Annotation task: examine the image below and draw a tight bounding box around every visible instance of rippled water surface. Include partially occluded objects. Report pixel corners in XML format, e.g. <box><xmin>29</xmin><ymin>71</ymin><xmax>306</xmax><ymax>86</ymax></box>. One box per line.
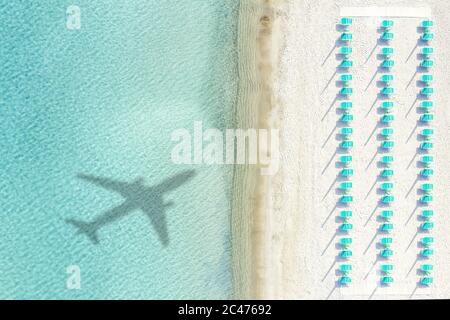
<box><xmin>0</xmin><ymin>0</ymin><xmax>238</xmax><ymax>299</ymax></box>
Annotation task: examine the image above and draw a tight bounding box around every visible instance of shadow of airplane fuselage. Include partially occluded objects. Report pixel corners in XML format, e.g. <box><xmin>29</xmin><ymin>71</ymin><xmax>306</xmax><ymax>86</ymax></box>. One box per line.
<box><xmin>66</xmin><ymin>170</ymin><xmax>196</xmax><ymax>246</ymax></box>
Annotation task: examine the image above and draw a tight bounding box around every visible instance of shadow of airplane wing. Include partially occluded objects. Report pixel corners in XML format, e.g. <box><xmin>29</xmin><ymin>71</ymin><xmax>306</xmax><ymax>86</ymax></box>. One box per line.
<box><xmin>142</xmin><ymin>205</ymin><xmax>170</xmax><ymax>246</ymax></box>
<box><xmin>140</xmin><ymin>170</ymin><xmax>196</xmax><ymax>246</ymax></box>
<box><xmin>77</xmin><ymin>173</ymin><xmax>131</xmax><ymax>197</ymax></box>
<box><xmin>153</xmin><ymin>170</ymin><xmax>196</xmax><ymax>193</ymax></box>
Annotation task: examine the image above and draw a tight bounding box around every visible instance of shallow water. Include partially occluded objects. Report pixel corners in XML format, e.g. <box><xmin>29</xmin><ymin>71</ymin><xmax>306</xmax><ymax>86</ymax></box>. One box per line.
<box><xmin>0</xmin><ymin>0</ymin><xmax>238</xmax><ymax>299</ymax></box>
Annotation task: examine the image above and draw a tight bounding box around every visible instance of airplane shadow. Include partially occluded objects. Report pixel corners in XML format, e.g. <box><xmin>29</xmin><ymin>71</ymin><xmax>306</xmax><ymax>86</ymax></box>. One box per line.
<box><xmin>66</xmin><ymin>170</ymin><xmax>196</xmax><ymax>246</ymax></box>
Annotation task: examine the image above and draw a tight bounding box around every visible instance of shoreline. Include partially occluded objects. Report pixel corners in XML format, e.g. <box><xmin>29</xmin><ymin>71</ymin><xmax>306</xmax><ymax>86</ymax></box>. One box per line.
<box><xmin>232</xmin><ymin>0</ymin><xmax>287</xmax><ymax>299</ymax></box>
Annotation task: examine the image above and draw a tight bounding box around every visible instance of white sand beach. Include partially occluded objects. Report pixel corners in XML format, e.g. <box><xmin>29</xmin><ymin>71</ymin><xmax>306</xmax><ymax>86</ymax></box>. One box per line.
<box><xmin>234</xmin><ymin>0</ymin><xmax>450</xmax><ymax>299</ymax></box>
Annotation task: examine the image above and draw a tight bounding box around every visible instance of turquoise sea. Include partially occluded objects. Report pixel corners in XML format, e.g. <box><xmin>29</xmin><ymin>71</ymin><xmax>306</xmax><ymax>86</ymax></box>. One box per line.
<box><xmin>0</xmin><ymin>0</ymin><xmax>238</xmax><ymax>299</ymax></box>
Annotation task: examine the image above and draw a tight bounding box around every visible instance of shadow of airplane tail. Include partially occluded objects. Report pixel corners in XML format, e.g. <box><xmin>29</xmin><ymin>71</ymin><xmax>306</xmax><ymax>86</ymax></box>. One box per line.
<box><xmin>66</xmin><ymin>219</ymin><xmax>99</xmax><ymax>244</ymax></box>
